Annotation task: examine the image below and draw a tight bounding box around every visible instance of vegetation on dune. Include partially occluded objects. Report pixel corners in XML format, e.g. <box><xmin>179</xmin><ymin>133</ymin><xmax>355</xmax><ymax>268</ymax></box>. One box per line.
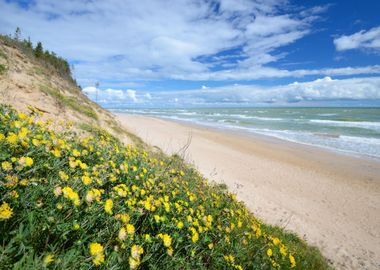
<box><xmin>39</xmin><ymin>85</ymin><xmax>98</xmax><ymax>120</ymax></box>
<box><xmin>0</xmin><ymin>64</ymin><xmax>7</xmax><ymax>75</ymax></box>
<box><xmin>0</xmin><ymin>29</ymin><xmax>75</xmax><ymax>85</ymax></box>
<box><xmin>0</xmin><ymin>105</ymin><xmax>330</xmax><ymax>269</ymax></box>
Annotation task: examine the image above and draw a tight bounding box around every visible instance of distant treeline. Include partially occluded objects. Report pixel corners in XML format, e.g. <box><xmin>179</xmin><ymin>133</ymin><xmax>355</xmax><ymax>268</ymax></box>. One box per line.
<box><xmin>0</xmin><ymin>27</ymin><xmax>77</xmax><ymax>86</ymax></box>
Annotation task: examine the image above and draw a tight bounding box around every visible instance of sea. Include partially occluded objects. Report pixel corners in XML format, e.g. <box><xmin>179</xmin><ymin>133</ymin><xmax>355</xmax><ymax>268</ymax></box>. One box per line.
<box><xmin>112</xmin><ymin>107</ymin><xmax>380</xmax><ymax>160</ymax></box>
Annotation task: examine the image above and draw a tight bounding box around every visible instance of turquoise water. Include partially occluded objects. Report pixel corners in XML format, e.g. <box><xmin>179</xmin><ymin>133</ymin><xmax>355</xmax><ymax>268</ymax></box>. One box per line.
<box><xmin>113</xmin><ymin>107</ymin><xmax>380</xmax><ymax>159</ymax></box>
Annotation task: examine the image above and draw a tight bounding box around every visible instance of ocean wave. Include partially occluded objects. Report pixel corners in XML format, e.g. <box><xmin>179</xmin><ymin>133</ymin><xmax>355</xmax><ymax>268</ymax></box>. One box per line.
<box><xmin>231</xmin><ymin>114</ymin><xmax>283</xmax><ymax>121</ymax></box>
<box><xmin>317</xmin><ymin>113</ymin><xmax>337</xmax><ymax>116</ymax></box>
<box><xmin>310</xmin><ymin>119</ymin><xmax>380</xmax><ymax>131</ymax></box>
<box><xmin>177</xmin><ymin>112</ymin><xmax>198</xmax><ymax>116</ymax></box>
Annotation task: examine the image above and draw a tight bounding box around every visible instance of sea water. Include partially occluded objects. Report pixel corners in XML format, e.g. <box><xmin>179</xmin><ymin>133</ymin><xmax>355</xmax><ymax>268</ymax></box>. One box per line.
<box><xmin>113</xmin><ymin>107</ymin><xmax>380</xmax><ymax>159</ymax></box>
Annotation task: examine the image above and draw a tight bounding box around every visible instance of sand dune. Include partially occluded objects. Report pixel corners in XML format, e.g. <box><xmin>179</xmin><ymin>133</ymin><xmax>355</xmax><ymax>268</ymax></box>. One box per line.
<box><xmin>116</xmin><ymin>113</ymin><xmax>380</xmax><ymax>270</ymax></box>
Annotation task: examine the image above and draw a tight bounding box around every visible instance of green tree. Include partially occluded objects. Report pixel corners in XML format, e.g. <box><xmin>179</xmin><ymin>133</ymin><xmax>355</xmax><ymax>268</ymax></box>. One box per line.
<box><xmin>14</xmin><ymin>27</ymin><xmax>21</xmax><ymax>40</ymax></box>
<box><xmin>34</xmin><ymin>42</ymin><xmax>43</xmax><ymax>58</ymax></box>
<box><xmin>25</xmin><ymin>37</ymin><xmax>33</xmax><ymax>49</ymax></box>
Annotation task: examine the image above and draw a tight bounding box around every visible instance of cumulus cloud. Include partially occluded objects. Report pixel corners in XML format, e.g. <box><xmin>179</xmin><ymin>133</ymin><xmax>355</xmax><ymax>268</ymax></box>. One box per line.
<box><xmin>97</xmin><ymin>76</ymin><xmax>380</xmax><ymax>107</ymax></box>
<box><xmin>334</xmin><ymin>26</ymin><xmax>380</xmax><ymax>52</ymax></box>
<box><xmin>83</xmin><ymin>87</ymin><xmax>139</xmax><ymax>103</ymax></box>
<box><xmin>126</xmin><ymin>90</ymin><xmax>137</xmax><ymax>102</ymax></box>
<box><xmin>0</xmin><ymin>0</ymin><xmax>346</xmax><ymax>83</ymax></box>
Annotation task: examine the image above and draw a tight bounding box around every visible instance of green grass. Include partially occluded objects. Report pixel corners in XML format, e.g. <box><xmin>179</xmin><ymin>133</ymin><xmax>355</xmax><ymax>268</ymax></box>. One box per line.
<box><xmin>40</xmin><ymin>85</ymin><xmax>98</xmax><ymax>120</ymax></box>
<box><xmin>0</xmin><ymin>64</ymin><xmax>7</xmax><ymax>75</ymax></box>
<box><xmin>0</xmin><ymin>49</ymin><xmax>7</xmax><ymax>60</ymax></box>
<box><xmin>0</xmin><ymin>105</ymin><xmax>331</xmax><ymax>269</ymax></box>
<box><xmin>34</xmin><ymin>67</ymin><xmax>46</xmax><ymax>76</ymax></box>
<box><xmin>105</xmin><ymin>119</ymin><xmax>146</xmax><ymax>147</ymax></box>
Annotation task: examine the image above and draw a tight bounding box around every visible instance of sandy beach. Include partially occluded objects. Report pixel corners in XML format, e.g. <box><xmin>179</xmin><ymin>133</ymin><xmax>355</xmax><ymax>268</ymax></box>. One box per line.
<box><xmin>116</xmin><ymin>113</ymin><xmax>380</xmax><ymax>270</ymax></box>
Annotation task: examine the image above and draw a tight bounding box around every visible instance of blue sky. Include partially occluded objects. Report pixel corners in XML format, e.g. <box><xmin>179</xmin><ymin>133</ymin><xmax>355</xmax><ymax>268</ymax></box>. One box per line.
<box><xmin>1</xmin><ymin>0</ymin><xmax>380</xmax><ymax>107</ymax></box>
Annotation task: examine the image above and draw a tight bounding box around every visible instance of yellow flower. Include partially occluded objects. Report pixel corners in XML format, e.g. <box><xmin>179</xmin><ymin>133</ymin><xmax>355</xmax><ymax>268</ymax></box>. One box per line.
<box><xmin>167</xmin><ymin>247</ymin><xmax>173</xmax><ymax>256</ymax></box>
<box><xmin>158</xmin><ymin>233</ymin><xmax>172</xmax><ymax>247</ymax></box>
<box><xmin>154</xmin><ymin>215</ymin><xmax>161</xmax><ymax>223</ymax></box>
<box><xmin>0</xmin><ymin>202</ymin><xmax>13</xmax><ymax>220</ymax></box>
<box><xmin>191</xmin><ymin>231</ymin><xmax>199</xmax><ymax>243</ymax></box>
<box><xmin>10</xmin><ymin>190</ymin><xmax>19</xmax><ymax>198</ymax></box>
<box><xmin>32</xmin><ymin>138</ymin><xmax>40</xmax><ymax>146</ymax></box>
<box><xmin>104</xmin><ymin>199</ymin><xmax>113</xmax><ymax>214</ymax></box>
<box><xmin>131</xmin><ymin>245</ymin><xmax>144</xmax><ymax>259</ymax></box>
<box><xmin>81</xmin><ymin>175</ymin><xmax>92</xmax><ymax>185</ymax></box>
<box><xmin>17</xmin><ymin>113</ymin><xmax>27</xmax><ymax>120</ymax></box>
<box><xmin>144</xmin><ymin>234</ymin><xmax>151</xmax><ymax>242</ymax></box>
<box><xmin>54</xmin><ymin>186</ymin><xmax>62</xmax><ymax>197</ymax></box>
<box><xmin>224</xmin><ymin>255</ymin><xmax>235</xmax><ymax>263</ymax></box>
<box><xmin>272</xmin><ymin>237</ymin><xmax>280</xmax><ymax>246</ymax></box>
<box><xmin>72</xmin><ymin>149</ymin><xmax>81</xmax><ymax>157</ymax></box>
<box><xmin>267</xmin><ymin>248</ymin><xmax>273</xmax><ymax>257</ymax></box>
<box><xmin>1</xmin><ymin>161</ymin><xmax>12</xmax><ymax>171</ymax></box>
<box><xmin>73</xmin><ymin>222</ymin><xmax>80</xmax><ymax>230</ymax></box>
<box><xmin>115</xmin><ymin>213</ymin><xmax>130</xmax><ymax>224</ymax></box>
<box><xmin>280</xmin><ymin>245</ymin><xmax>287</xmax><ymax>256</ymax></box>
<box><xmin>18</xmin><ymin>156</ymin><xmax>33</xmax><ymax>167</ymax></box>
<box><xmin>118</xmin><ymin>227</ymin><xmax>127</xmax><ymax>241</ymax></box>
<box><xmin>176</xmin><ymin>221</ymin><xmax>184</xmax><ymax>229</ymax></box>
<box><xmin>79</xmin><ymin>161</ymin><xmax>88</xmax><ymax>170</ymax></box>
<box><xmin>6</xmin><ymin>133</ymin><xmax>17</xmax><ymax>144</ymax></box>
<box><xmin>126</xmin><ymin>224</ymin><xmax>135</xmax><ymax>235</ymax></box>
<box><xmin>289</xmin><ymin>254</ymin><xmax>296</xmax><ymax>268</ymax></box>
<box><xmin>129</xmin><ymin>257</ymin><xmax>140</xmax><ymax>270</ymax></box>
<box><xmin>18</xmin><ymin>127</ymin><xmax>28</xmax><ymax>139</ymax></box>
<box><xmin>51</xmin><ymin>148</ymin><xmax>61</xmax><ymax>157</ymax></box>
<box><xmin>89</xmin><ymin>243</ymin><xmax>105</xmax><ymax>266</ymax></box>
<box><xmin>189</xmin><ymin>227</ymin><xmax>199</xmax><ymax>243</ymax></box>
<box><xmin>62</xmin><ymin>187</ymin><xmax>80</xmax><ymax>206</ymax></box>
<box><xmin>59</xmin><ymin>171</ymin><xmax>69</xmax><ymax>181</ymax></box>
<box><xmin>43</xmin><ymin>254</ymin><xmax>54</xmax><ymax>266</ymax></box>
<box><xmin>0</xmin><ymin>133</ymin><xmax>5</xmax><ymax>141</ymax></box>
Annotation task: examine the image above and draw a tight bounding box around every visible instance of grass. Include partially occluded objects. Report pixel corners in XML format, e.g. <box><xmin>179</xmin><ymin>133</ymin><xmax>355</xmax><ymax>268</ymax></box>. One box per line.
<box><xmin>0</xmin><ymin>50</ymin><xmax>7</xmax><ymax>60</ymax></box>
<box><xmin>105</xmin><ymin>119</ymin><xmax>146</xmax><ymax>148</ymax></box>
<box><xmin>40</xmin><ymin>85</ymin><xmax>98</xmax><ymax>120</ymax></box>
<box><xmin>34</xmin><ymin>67</ymin><xmax>46</xmax><ymax>76</ymax></box>
<box><xmin>0</xmin><ymin>64</ymin><xmax>7</xmax><ymax>75</ymax></box>
<box><xmin>0</xmin><ymin>105</ymin><xmax>331</xmax><ymax>269</ymax></box>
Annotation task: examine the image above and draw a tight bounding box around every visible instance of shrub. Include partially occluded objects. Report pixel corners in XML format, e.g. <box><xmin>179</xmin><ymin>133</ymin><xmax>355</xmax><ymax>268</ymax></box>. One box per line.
<box><xmin>0</xmin><ymin>106</ymin><xmax>330</xmax><ymax>269</ymax></box>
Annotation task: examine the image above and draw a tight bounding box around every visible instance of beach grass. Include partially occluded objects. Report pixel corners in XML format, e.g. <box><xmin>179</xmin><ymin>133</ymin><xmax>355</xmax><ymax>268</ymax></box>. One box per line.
<box><xmin>39</xmin><ymin>85</ymin><xmax>98</xmax><ymax>120</ymax></box>
<box><xmin>0</xmin><ymin>64</ymin><xmax>7</xmax><ymax>75</ymax></box>
<box><xmin>0</xmin><ymin>105</ymin><xmax>331</xmax><ymax>269</ymax></box>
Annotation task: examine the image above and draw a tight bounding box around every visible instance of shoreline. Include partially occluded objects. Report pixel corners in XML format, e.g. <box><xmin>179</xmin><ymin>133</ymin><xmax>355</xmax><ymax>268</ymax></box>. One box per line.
<box><xmin>116</xmin><ymin>113</ymin><xmax>380</xmax><ymax>270</ymax></box>
<box><xmin>154</xmin><ymin>114</ymin><xmax>380</xmax><ymax>163</ymax></box>
<box><xmin>109</xmin><ymin>108</ymin><xmax>380</xmax><ymax>162</ymax></box>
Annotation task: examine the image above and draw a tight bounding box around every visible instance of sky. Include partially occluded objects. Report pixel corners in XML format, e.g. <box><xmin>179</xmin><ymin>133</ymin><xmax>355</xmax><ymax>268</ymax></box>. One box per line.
<box><xmin>1</xmin><ymin>0</ymin><xmax>380</xmax><ymax>108</ymax></box>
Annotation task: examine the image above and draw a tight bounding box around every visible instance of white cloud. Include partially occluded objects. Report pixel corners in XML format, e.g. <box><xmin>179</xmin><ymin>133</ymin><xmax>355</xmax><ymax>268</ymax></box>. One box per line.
<box><xmin>101</xmin><ymin>76</ymin><xmax>380</xmax><ymax>107</ymax></box>
<box><xmin>0</xmin><ymin>0</ymin><xmax>339</xmax><ymax>83</ymax></box>
<box><xmin>334</xmin><ymin>26</ymin><xmax>380</xmax><ymax>52</ymax></box>
<box><xmin>84</xmin><ymin>76</ymin><xmax>380</xmax><ymax>107</ymax></box>
<box><xmin>83</xmin><ymin>87</ymin><xmax>139</xmax><ymax>103</ymax></box>
<box><xmin>126</xmin><ymin>89</ymin><xmax>137</xmax><ymax>102</ymax></box>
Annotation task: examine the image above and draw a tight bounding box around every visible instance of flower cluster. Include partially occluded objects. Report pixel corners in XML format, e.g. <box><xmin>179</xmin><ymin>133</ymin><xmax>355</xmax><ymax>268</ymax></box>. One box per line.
<box><xmin>0</xmin><ymin>106</ymin><xmax>328</xmax><ymax>269</ymax></box>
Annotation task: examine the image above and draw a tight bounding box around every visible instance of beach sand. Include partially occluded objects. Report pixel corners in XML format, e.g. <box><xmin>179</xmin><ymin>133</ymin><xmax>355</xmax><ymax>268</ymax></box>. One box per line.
<box><xmin>116</xmin><ymin>113</ymin><xmax>380</xmax><ymax>270</ymax></box>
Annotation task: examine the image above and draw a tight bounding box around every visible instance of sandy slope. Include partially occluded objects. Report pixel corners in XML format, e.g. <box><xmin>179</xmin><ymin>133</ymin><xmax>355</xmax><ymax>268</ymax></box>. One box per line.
<box><xmin>0</xmin><ymin>39</ymin><xmax>133</xmax><ymax>145</ymax></box>
<box><xmin>116</xmin><ymin>113</ymin><xmax>380</xmax><ymax>270</ymax></box>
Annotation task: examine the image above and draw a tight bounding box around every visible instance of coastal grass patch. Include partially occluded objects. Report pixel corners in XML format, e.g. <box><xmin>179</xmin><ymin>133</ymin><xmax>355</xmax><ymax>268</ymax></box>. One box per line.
<box><xmin>105</xmin><ymin>119</ymin><xmax>146</xmax><ymax>147</ymax></box>
<box><xmin>40</xmin><ymin>85</ymin><xmax>98</xmax><ymax>120</ymax></box>
<box><xmin>0</xmin><ymin>48</ymin><xmax>7</xmax><ymax>60</ymax></box>
<box><xmin>0</xmin><ymin>64</ymin><xmax>7</xmax><ymax>75</ymax></box>
<box><xmin>0</xmin><ymin>105</ymin><xmax>330</xmax><ymax>269</ymax></box>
